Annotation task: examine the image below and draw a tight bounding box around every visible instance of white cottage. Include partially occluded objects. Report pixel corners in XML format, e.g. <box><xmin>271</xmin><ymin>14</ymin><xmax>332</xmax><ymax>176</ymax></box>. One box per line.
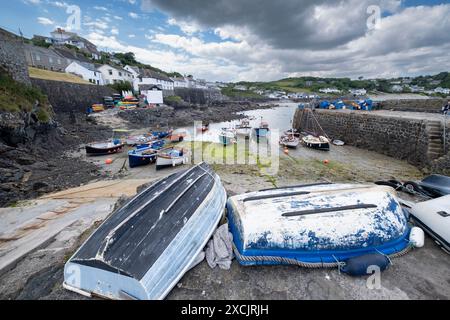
<box><xmin>133</xmin><ymin>69</ymin><xmax>174</xmax><ymax>93</ymax></box>
<box><xmin>65</xmin><ymin>61</ymin><xmax>103</xmax><ymax>85</ymax></box>
<box><xmin>97</xmin><ymin>65</ymin><xmax>133</xmax><ymax>85</ymax></box>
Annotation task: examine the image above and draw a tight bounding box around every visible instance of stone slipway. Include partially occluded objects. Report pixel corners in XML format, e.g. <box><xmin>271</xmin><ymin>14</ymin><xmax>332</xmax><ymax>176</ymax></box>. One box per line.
<box><xmin>0</xmin><ymin>179</ymin><xmax>150</xmax><ymax>277</ymax></box>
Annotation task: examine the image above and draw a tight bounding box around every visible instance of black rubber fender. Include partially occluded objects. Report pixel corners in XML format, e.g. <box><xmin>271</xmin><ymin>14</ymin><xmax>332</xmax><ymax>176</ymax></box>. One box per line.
<box><xmin>341</xmin><ymin>253</ymin><xmax>391</xmax><ymax>276</ymax></box>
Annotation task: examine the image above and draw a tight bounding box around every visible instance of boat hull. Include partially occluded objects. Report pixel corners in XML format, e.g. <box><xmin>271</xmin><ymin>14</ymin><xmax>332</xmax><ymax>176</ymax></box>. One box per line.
<box><xmin>302</xmin><ymin>136</ymin><xmax>330</xmax><ymax>151</ymax></box>
<box><xmin>410</xmin><ymin>195</ymin><xmax>450</xmax><ymax>252</ymax></box>
<box><xmin>86</xmin><ymin>143</ymin><xmax>124</xmax><ymax>156</ymax></box>
<box><xmin>63</xmin><ymin>163</ymin><xmax>227</xmax><ymax>300</ymax></box>
<box><xmin>227</xmin><ymin>184</ymin><xmax>410</xmax><ymax>265</ymax></box>
<box><xmin>128</xmin><ymin>148</ymin><xmax>157</xmax><ymax>168</ymax></box>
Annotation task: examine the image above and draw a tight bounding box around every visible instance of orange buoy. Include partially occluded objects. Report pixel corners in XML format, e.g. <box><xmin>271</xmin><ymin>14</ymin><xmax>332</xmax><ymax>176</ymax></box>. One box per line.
<box><xmin>105</xmin><ymin>159</ymin><xmax>113</xmax><ymax>165</ymax></box>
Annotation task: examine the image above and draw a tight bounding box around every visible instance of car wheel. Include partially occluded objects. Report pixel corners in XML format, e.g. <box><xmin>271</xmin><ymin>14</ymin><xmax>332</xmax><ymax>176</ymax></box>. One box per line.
<box><xmin>404</xmin><ymin>181</ymin><xmax>420</xmax><ymax>194</ymax></box>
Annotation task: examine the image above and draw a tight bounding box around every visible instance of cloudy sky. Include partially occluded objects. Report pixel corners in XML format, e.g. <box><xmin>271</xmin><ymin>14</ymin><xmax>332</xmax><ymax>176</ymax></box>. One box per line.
<box><xmin>2</xmin><ymin>0</ymin><xmax>450</xmax><ymax>81</ymax></box>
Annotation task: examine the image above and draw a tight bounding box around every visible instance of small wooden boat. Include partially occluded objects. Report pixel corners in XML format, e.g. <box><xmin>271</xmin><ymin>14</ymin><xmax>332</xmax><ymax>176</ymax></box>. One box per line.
<box><xmin>280</xmin><ymin>134</ymin><xmax>300</xmax><ymax>149</ymax></box>
<box><xmin>170</xmin><ymin>130</ymin><xmax>187</xmax><ymax>143</ymax></box>
<box><xmin>298</xmin><ymin>108</ymin><xmax>331</xmax><ymax>151</ymax></box>
<box><xmin>128</xmin><ymin>147</ymin><xmax>158</xmax><ymax>168</ymax></box>
<box><xmin>137</xmin><ymin>139</ymin><xmax>165</xmax><ymax>150</ymax></box>
<box><xmin>92</xmin><ymin>104</ymin><xmax>105</xmax><ymax>113</ymax></box>
<box><xmin>86</xmin><ymin>141</ymin><xmax>124</xmax><ymax>156</ymax></box>
<box><xmin>228</xmin><ymin>184</ymin><xmax>412</xmax><ymax>266</ymax></box>
<box><xmin>284</xmin><ymin>129</ymin><xmax>300</xmax><ymax>137</ymax></box>
<box><xmin>410</xmin><ymin>195</ymin><xmax>450</xmax><ymax>253</ymax></box>
<box><xmin>126</xmin><ymin>135</ymin><xmax>155</xmax><ymax>146</ymax></box>
<box><xmin>156</xmin><ymin>147</ymin><xmax>188</xmax><ymax>170</ymax></box>
<box><xmin>63</xmin><ymin>162</ymin><xmax>227</xmax><ymax>300</ymax></box>
<box><xmin>302</xmin><ymin>135</ymin><xmax>330</xmax><ymax>151</ymax></box>
<box><xmin>255</xmin><ymin>118</ymin><xmax>270</xmax><ymax>138</ymax></box>
<box><xmin>333</xmin><ymin>140</ymin><xmax>345</xmax><ymax>146</ymax></box>
<box><xmin>236</xmin><ymin>119</ymin><xmax>252</xmax><ymax>138</ymax></box>
<box><xmin>152</xmin><ymin>130</ymin><xmax>172</xmax><ymax>139</ymax></box>
<box><xmin>219</xmin><ymin>129</ymin><xmax>236</xmax><ymax>146</ymax></box>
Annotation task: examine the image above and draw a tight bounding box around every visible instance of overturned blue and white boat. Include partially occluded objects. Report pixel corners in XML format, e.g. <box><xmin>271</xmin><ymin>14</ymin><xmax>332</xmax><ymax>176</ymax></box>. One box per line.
<box><xmin>63</xmin><ymin>162</ymin><xmax>227</xmax><ymax>300</ymax></box>
<box><xmin>227</xmin><ymin>183</ymin><xmax>412</xmax><ymax>266</ymax></box>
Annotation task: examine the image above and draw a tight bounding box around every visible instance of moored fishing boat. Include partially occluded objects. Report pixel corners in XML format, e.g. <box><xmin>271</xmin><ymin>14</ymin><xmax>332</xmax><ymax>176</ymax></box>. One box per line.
<box><xmin>236</xmin><ymin>119</ymin><xmax>252</xmax><ymax>138</ymax></box>
<box><xmin>152</xmin><ymin>130</ymin><xmax>172</xmax><ymax>139</ymax></box>
<box><xmin>63</xmin><ymin>162</ymin><xmax>227</xmax><ymax>300</ymax></box>
<box><xmin>280</xmin><ymin>134</ymin><xmax>300</xmax><ymax>149</ymax></box>
<box><xmin>219</xmin><ymin>128</ymin><xmax>236</xmax><ymax>146</ymax></box>
<box><xmin>156</xmin><ymin>147</ymin><xmax>188</xmax><ymax>170</ymax></box>
<box><xmin>302</xmin><ymin>135</ymin><xmax>330</xmax><ymax>151</ymax></box>
<box><xmin>137</xmin><ymin>139</ymin><xmax>165</xmax><ymax>150</ymax></box>
<box><xmin>86</xmin><ymin>141</ymin><xmax>124</xmax><ymax>156</ymax></box>
<box><xmin>298</xmin><ymin>108</ymin><xmax>331</xmax><ymax>152</ymax></box>
<box><xmin>125</xmin><ymin>135</ymin><xmax>155</xmax><ymax>146</ymax></box>
<box><xmin>128</xmin><ymin>147</ymin><xmax>158</xmax><ymax>168</ymax></box>
<box><xmin>228</xmin><ymin>184</ymin><xmax>414</xmax><ymax>266</ymax></box>
<box><xmin>170</xmin><ymin>130</ymin><xmax>187</xmax><ymax>143</ymax></box>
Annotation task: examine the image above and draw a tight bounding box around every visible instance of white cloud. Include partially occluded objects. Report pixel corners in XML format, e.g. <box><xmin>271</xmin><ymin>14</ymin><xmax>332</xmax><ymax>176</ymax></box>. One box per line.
<box><xmin>37</xmin><ymin>17</ymin><xmax>55</xmax><ymax>25</ymax></box>
<box><xmin>128</xmin><ymin>12</ymin><xmax>139</xmax><ymax>19</ymax></box>
<box><xmin>93</xmin><ymin>6</ymin><xmax>108</xmax><ymax>11</ymax></box>
<box><xmin>22</xmin><ymin>0</ymin><xmax>41</xmax><ymax>5</ymax></box>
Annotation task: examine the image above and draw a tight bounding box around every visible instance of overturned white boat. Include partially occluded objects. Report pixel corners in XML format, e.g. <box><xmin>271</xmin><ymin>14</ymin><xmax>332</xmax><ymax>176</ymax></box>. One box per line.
<box><xmin>228</xmin><ymin>183</ymin><xmax>413</xmax><ymax>266</ymax></box>
<box><xmin>63</xmin><ymin>162</ymin><xmax>227</xmax><ymax>300</ymax></box>
<box><xmin>410</xmin><ymin>195</ymin><xmax>450</xmax><ymax>253</ymax></box>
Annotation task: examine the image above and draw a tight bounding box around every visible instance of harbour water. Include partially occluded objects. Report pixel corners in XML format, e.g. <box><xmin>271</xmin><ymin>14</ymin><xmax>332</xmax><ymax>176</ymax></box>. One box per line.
<box><xmin>181</xmin><ymin>102</ymin><xmax>299</xmax><ymax>143</ymax></box>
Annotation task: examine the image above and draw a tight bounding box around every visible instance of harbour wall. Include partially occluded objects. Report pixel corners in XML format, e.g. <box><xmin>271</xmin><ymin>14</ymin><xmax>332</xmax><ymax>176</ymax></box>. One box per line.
<box><xmin>174</xmin><ymin>88</ymin><xmax>228</xmax><ymax>105</ymax></box>
<box><xmin>31</xmin><ymin>79</ymin><xmax>116</xmax><ymax>113</ymax></box>
<box><xmin>293</xmin><ymin>108</ymin><xmax>449</xmax><ymax>173</ymax></box>
<box><xmin>377</xmin><ymin>99</ymin><xmax>445</xmax><ymax>113</ymax></box>
<box><xmin>0</xmin><ymin>28</ymin><xmax>31</xmax><ymax>85</ymax></box>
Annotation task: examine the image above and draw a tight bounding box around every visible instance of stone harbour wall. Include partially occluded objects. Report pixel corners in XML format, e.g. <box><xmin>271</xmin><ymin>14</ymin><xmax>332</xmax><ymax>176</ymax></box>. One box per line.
<box><xmin>378</xmin><ymin>99</ymin><xmax>446</xmax><ymax>113</ymax></box>
<box><xmin>293</xmin><ymin>109</ymin><xmax>431</xmax><ymax>168</ymax></box>
<box><xmin>31</xmin><ymin>79</ymin><xmax>116</xmax><ymax>113</ymax></box>
<box><xmin>0</xmin><ymin>28</ymin><xmax>31</xmax><ymax>85</ymax></box>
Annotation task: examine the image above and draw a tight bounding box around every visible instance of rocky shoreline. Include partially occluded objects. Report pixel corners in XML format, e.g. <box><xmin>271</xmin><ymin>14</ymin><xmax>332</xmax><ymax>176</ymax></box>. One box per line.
<box><xmin>0</xmin><ymin>111</ymin><xmax>112</xmax><ymax>207</ymax></box>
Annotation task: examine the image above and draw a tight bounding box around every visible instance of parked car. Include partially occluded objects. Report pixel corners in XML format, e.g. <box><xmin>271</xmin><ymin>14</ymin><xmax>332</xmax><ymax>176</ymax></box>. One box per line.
<box><xmin>404</xmin><ymin>175</ymin><xmax>450</xmax><ymax>198</ymax></box>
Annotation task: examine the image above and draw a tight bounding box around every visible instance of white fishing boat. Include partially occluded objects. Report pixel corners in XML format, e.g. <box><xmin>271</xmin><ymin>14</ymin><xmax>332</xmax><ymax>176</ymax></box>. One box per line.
<box><xmin>125</xmin><ymin>135</ymin><xmax>155</xmax><ymax>146</ymax></box>
<box><xmin>302</xmin><ymin>135</ymin><xmax>330</xmax><ymax>151</ymax></box>
<box><xmin>280</xmin><ymin>134</ymin><xmax>300</xmax><ymax>148</ymax></box>
<box><xmin>236</xmin><ymin>119</ymin><xmax>252</xmax><ymax>138</ymax></box>
<box><xmin>298</xmin><ymin>108</ymin><xmax>331</xmax><ymax>151</ymax></box>
<box><xmin>410</xmin><ymin>195</ymin><xmax>450</xmax><ymax>253</ymax></box>
<box><xmin>156</xmin><ymin>147</ymin><xmax>188</xmax><ymax>170</ymax></box>
<box><xmin>63</xmin><ymin>162</ymin><xmax>227</xmax><ymax>300</ymax></box>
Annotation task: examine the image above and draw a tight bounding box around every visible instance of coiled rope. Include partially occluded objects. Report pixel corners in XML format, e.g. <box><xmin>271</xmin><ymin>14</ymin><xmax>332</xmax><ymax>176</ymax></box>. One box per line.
<box><xmin>232</xmin><ymin>243</ymin><xmax>414</xmax><ymax>269</ymax></box>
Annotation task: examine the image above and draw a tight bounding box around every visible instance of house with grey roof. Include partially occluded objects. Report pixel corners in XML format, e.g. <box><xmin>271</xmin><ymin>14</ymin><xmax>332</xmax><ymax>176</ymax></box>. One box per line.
<box><xmin>23</xmin><ymin>44</ymin><xmax>69</xmax><ymax>72</ymax></box>
<box><xmin>97</xmin><ymin>64</ymin><xmax>133</xmax><ymax>85</ymax></box>
<box><xmin>133</xmin><ymin>68</ymin><xmax>174</xmax><ymax>94</ymax></box>
<box><xmin>65</xmin><ymin>61</ymin><xmax>104</xmax><ymax>85</ymax></box>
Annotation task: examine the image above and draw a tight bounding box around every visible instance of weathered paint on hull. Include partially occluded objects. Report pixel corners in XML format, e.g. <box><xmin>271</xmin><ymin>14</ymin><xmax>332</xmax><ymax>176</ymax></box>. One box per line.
<box><xmin>63</xmin><ymin>163</ymin><xmax>227</xmax><ymax>300</ymax></box>
<box><xmin>228</xmin><ymin>184</ymin><xmax>411</xmax><ymax>265</ymax></box>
